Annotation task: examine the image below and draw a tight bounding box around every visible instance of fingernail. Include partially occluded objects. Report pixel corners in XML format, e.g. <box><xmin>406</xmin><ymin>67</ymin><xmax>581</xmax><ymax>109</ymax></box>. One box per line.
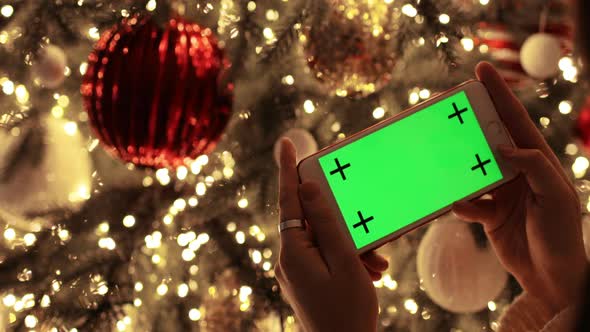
<box><xmin>497</xmin><ymin>144</ymin><xmax>515</xmax><ymax>156</ymax></box>
<box><xmin>300</xmin><ymin>182</ymin><xmax>319</xmax><ymax>201</ymax></box>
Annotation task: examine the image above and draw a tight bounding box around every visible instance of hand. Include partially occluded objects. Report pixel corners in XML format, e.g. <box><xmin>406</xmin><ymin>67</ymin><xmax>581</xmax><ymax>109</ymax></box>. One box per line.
<box><xmin>452</xmin><ymin>62</ymin><xmax>589</xmax><ymax>313</ymax></box>
<box><xmin>275</xmin><ymin>138</ymin><xmax>385</xmax><ymax>332</ymax></box>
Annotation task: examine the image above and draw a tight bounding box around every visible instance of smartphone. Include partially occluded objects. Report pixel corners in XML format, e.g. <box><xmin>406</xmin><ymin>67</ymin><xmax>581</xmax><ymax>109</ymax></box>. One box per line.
<box><xmin>297</xmin><ymin>81</ymin><xmax>518</xmax><ymax>254</ymax></box>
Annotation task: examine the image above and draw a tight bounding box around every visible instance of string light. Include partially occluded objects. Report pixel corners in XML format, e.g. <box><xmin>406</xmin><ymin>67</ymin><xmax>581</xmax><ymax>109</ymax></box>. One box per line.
<box><xmin>487</xmin><ymin>301</ymin><xmax>497</xmax><ymax>311</ymax></box>
<box><xmin>123</xmin><ymin>215</ymin><xmax>136</xmax><ymax>228</ymax></box>
<box><xmin>1</xmin><ymin>5</ymin><xmax>14</xmax><ymax>17</ymax></box>
<box><xmin>404</xmin><ymin>299</ymin><xmax>419</xmax><ymax>314</ymax></box>
<box><xmin>372</xmin><ymin>107</ymin><xmax>385</xmax><ymax>119</ymax></box>
<box><xmin>188</xmin><ymin>308</ymin><xmax>201</xmax><ymax>321</ymax></box>
<box><xmin>4</xmin><ymin>228</ymin><xmax>16</xmax><ymax>241</ymax></box>
<box><xmin>146</xmin><ymin>0</ymin><xmax>157</xmax><ymax>11</ymax></box>
<box><xmin>303</xmin><ymin>100</ymin><xmax>315</xmax><ymax>114</ymax></box>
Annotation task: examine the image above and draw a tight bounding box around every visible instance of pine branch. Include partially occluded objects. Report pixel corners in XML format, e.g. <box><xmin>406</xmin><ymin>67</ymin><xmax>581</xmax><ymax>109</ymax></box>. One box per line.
<box><xmin>258</xmin><ymin>6</ymin><xmax>308</xmax><ymax>65</ymax></box>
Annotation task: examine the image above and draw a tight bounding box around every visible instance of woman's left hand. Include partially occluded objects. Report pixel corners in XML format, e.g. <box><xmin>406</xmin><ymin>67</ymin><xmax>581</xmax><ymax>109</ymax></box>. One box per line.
<box><xmin>275</xmin><ymin>138</ymin><xmax>386</xmax><ymax>332</ymax></box>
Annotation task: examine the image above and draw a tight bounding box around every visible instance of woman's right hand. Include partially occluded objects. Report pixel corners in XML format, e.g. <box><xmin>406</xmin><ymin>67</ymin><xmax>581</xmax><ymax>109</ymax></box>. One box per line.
<box><xmin>452</xmin><ymin>62</ymin><xmax>589</xmax><ymax>313</ymax></box>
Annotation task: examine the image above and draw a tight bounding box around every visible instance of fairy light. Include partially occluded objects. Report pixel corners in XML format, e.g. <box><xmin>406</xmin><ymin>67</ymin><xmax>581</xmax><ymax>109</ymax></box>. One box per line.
<box><xmin>565</xmin><ymin>143</ymin><xmax>578</xmax><ymax>155</ymax></box>
<box><xmin>572</xmin><ymin>157</ymin><xmax>589</xmax><ymax>178</ymax></box>
<box><xmin>223</xmin><ymin>167</ymin><xmax>234</xmax><ymax>178</ymax></box>
<box><xmin>96</xmin><ymin>283</ymin><xmax>109</xmax><ymax>295</ymax></box>
<box><xmin>189</xmin><ymin>308</ymin><xmax>202</xmax><ymax>321</ymax></box>
<box><xmin>282</xmin><ymin>75</ymin><xmax>295</xmax><ymax>85</ymax></box>
<box><xmin>79</xmin><ymin>62</ymin><xmax>88</xmax><ymax>75</ymax></box>
<box><xmin>303</xmin><ymin>100</ymin><xmax>315</xmax><ymax>114</ymax></box>
<box><xmin>3</xmin><ymin>294</ymin><xmax>16</xmax><ymax>306</ymax></box>
<box><xmin>251</xmin><ymin>250</ymin><xmax>262</xmax><ymax>264</ymax></box>
<box><xmin>146</xmin><ymin>0</ymin><xmax>157</xmax><ymax>11</ymax></box>
<box><xmin>52</xmin><ymin>279</ymin><xmax>62</xmax><ymax>292</ymax></box>
<box><xmin>145</xmin><ymin>231</ymin><xmax>162</xmax><ymax>249</ymax></box>
<box><xmin>196</xmin><ymin>182</ymin><xmax>207</xmax><ymax>196</ymax></box>
<box><xmin>439</xmin><ymin>14</ymin><xmax>450</xmax><ymax>24</ymax></box>
<box><xmin>2</xmin><ymin>79</ymin><xmax>14</xmax><ymax>95</ymax></box>
<box><xmin>1</xmin><ymin>5</ymin><xmax>14</xmax><ymax>17</ymax></box>
<box><xmin>188</xmin><ymin>197</ymin><xmax>198</xmax><ymax>207</ymax></box>
<box><xmin>97</xmin><ymin>221</ymin><xmax>109</xmax><ymax>234</ymax></box>
<box><xmin>177</xmin><ymin>231</ymin><xmax>196</xmax><ymax>246</ymax></box>
<box><xmin>64</xmin><ymin>121</ymin><xmax>78</xmax><ymax>136</ymax></box>
<box><xmin>24</xmin><ymin>315</ymin><xmax>38</xmax><ymax>328</ymax></box>
<box><xmin>176</xmin><ymin>166</ymin><xmax>188</xmax><ymax>180</ymax></box>
<box><xmin>156</xmin><ymin>283</ymin><xmax>168</xmax><ymax>296</ymax></box>
<box><xmin>419</xmin><ymin>89</ymin><xmax>431</xmax><ymax>99</ymax></box>
<box><xmin>559</xmin><ymin>100</ymin><xmax>572</xmax><ymax>115</ymax></box>
<box><xmin>372</xmin><ymin>107</ymin><xmax>385</xmax><ymax>119</ymax></box>
<box><xmin>488</xmin><ymin>301</ymin><xmax>497</xmax><ymax>311</ymax></box>
<box><xmin>174</xmin><ymin>198</ymin><xmax>187</xmax><ymax>211</ymax></box>
<box><xmin>559</xmin><ymin>57</ymin><xmax>578</xmax><ymax>82</ymax></box>
<box><xmin>226</xmin><ymin>222</ymin><xmax>237</xmax><ymax>232</ymax></box>
<box><xmin>156</xmin><ymin>169</ymin><xmax>171</xmax><ymax>185</ymax></box>
<box><xmin>134</xmin><ymin>298</ymin><xmax>142</xmax><ymax>307</ymax></box>
<box><xmin>57</xmin><ymin>95</ymin><xmax>70</xmax><ymax>107</ymax></box>
<box><xmin>236</xmin><ymin>231</ymin><xmax>245</xmax><ymax>244</ymax></box>
<box><xmin>239</xmin><ymin>286</ymin><xmax>252</xmax><ymax>311</ymax></box>
<box><xmin>401</xmin><ymin>4</ymin><xmax>417</xmax><ymax>17</ymax></box>
<box><xmin>382</xmin><ymin>274</ymin><xmax>398</xmax><ymax>290</ymax></box>
<box><xmin>88</xmin><ymin>27</ymin><xmax>100</xmax><ymax>40</ymax></box>
<box><xmin>52</xmin><ymin>105</ymin><xmax>63</xmax><ymax>118</ymax></box>
<box><xmin>480</xmin><ymin>0</ymin><xmax>490</xmax><ymax>4</ymax></box>
<box><xmin>404</xmin><ymin>299</ymin><xmax>419</xmax><ymax>314</ymax></box>
<box><xmin>4</xmin><ymin>228</ymin><xmax>16</xmax><ymax>241</ymax></box>
<box><xmin>461</xmin><ymin>37</ymin><xmax>475</xmax><ymax>51</ymax></box>
<box><xmin>163</xmin><ymin>214</ymin><xmax>173</xmax><ymax>225</ymax></box>
<box><xmin>265</xmin><ymin>9</ymin><xmax>279</xmax><ymax>21</ymax></box>
<box><xmin>58</xmin><ymin>228</ymin><xmax>71</xmax><ymax>242</ymax></box>
<box><xmin>98</xmin><ymin>237</ymin><xmax>116</xmax><ymax>250</ymax></box>
<box><xmin>15</xmin><ymin>85</ymin><xmax>29</xmax><ymax>104</ymax></box>
<box><xmin>238</xmin><ymin>198</ymin><xmax>249</xmax><ymax>208</ymax></box>
<box><xmin>41</xmin><ymin>295</ymin><xmax>51</xmax><ymax>307</ymax></box>
<box><xmin>123</xmin><ymin>215</ymin><xmax>136</xmax><ymax>228</ymax></box>
<box><xmin>177</xmin><ymin>283</ymin><xmax>189</xmax><ymax>297</ymax></box>
<box><xmin>409</xmin><ymin>91</ymin><xmax>420</xmax><ymax>105</ymax></box>
<box><xmin>23</xmin><ymin>233</ymin><xmax>36</xmax><ymax>246</ymax></box>
<box><xmin>263</xmin><ymin>27</ymin><xmax>276</xmax><ymax>43</ymax></box>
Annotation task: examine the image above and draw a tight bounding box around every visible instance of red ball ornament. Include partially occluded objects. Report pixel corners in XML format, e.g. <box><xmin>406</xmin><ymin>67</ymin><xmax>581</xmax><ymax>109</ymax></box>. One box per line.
<box><xmin>81</xmin><ymin>16</ymin><xmax>232</xmax><ymax>168</ymax></box>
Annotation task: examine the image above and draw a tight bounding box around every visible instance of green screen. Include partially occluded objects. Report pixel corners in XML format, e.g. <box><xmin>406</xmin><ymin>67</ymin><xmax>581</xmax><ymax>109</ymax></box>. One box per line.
<box><xmin>319</xmin><ymin>91</ymin><xmax>503</xmax><ymax>250</ymax></box>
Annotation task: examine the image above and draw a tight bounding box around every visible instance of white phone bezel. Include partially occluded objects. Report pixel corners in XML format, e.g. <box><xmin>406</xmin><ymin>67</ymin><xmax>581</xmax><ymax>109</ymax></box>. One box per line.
<box><xmin>297</xmin><ymin>80</ymin><xmax>518</xmax><ymax>254</ymax></box>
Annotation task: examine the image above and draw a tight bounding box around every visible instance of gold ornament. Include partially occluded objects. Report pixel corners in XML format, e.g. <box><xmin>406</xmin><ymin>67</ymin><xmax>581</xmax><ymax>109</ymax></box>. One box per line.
<box><xmin>303</xmin><ymin>0</ymin><xmax>400</xmax><ymax>97</ymax></box>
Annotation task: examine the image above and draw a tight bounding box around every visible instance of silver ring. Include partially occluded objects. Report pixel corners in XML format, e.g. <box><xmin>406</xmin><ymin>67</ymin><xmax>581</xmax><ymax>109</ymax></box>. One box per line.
<box><xmin>279</xmin><ymin>219</ymin><xmax>305</xmax><ymax>232</ymax></box>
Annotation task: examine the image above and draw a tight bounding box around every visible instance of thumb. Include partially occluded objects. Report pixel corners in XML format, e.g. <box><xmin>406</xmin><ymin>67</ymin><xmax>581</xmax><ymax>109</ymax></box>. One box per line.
<box><xmin>452</xmin><ymin>199</ymin><xmax>498</xmax><ymax>229</ymax></box>
<box><xmin>299</xmin><ymin>182</ymin><xmax>356</xmax><ymax>270</ymax></box>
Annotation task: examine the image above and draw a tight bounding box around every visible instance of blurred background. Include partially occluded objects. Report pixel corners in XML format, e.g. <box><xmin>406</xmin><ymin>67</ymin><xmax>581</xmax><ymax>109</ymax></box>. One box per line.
<box><xmin>0</xmin><ymin>0</ymin><xmax>589</xmax><ymax>330</ymax></box>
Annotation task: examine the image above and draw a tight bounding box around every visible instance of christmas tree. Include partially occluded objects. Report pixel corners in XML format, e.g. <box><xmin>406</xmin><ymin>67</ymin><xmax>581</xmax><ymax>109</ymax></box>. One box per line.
<box><xmin>0</xmin><ymin>0</ymin><xmax>586</xmax><ymax>331</ymax></box>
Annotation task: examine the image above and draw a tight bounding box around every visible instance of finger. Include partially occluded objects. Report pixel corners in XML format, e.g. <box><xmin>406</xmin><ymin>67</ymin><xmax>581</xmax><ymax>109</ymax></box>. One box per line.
<box><xmin>498</xmin><ymin>146</ymin><xmax>569</xmax><ymax>198</ymax></box>
<box><xmin>361</xmin><ymin>251</ymin><xmax>389</xmax><ymax>272</ymax></box>
<box><xmin>452</xmin><ymin>199</ymin><xmax>497</xmax><ymax>224</ymax></box>
<box><xmin>299</xmin><ymin>181</ymin><xmax>356</xmax><ymax>270</ymax></box>
<box><xmin>367</xmin><ymin>269</ymin><xmax>382</xmax><ymax>282</ymax></box>
<box><xmin>476</xmin><ymin>62</ymin><xmax>568</xmax><ymax>180</ymax></box>
<box><xmin>278</xmin><ymin>138</ymin><xmax>309</xmax><ymax>249</ymax></box>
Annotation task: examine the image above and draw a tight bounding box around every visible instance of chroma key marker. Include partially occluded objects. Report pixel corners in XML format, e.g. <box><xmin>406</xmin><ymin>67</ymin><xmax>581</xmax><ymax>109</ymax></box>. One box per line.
<box><xmin>329</xmin><ymin>158</ymin><xmax>351</xmax><ymax>180</ymax></box>
<box><xmin>447</xmin><ymin>102</ymin><xmax>468</xmax><ymax>125</ymax></box>
<box><xmin>352</xmin><ymin>211</ymin><xmax>374</xmax><ymax>234</ymax></box>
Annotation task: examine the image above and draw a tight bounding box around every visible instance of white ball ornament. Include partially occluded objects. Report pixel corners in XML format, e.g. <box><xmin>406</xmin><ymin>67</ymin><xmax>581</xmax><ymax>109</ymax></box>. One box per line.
<box><xmin>32</xmin><ymin>45</ymin><xmax>67</xmax><ymax>88</ymax></box>
<box><xmin>417</xmin><ymin>217</ymin><xmax>507</xmax><ymax>313</ymax></box>
<box><xmin>0</xmin><ymin>116</ymin><xmax>92</xmax><ymax>216</ymax></box>
<box><xmin>520</xmin><ymin>33</ymin><xmax>562</xmax><ymax>80</ymax></box>
<box><xmin>273</xmin><ymin>128</ymin><xmax>318</xmax><ymax>165</ymax></box>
